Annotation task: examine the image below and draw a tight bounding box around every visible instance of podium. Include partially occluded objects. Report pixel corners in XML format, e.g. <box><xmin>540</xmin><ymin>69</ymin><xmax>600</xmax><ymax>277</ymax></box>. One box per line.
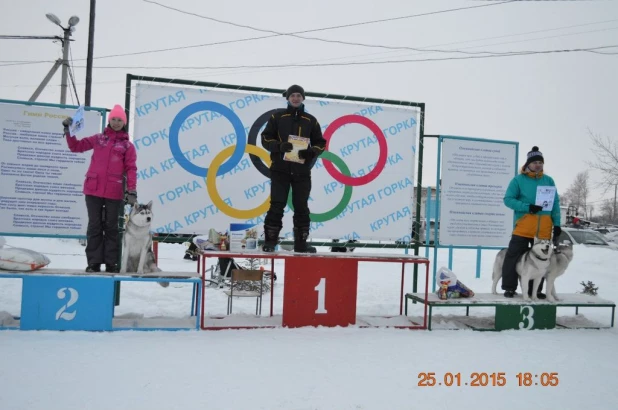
<box><xmin>0</xmin><ymin>269</ymin><xmax>202</xmax><ymax>331</ymax></box>
<box><xmin>199</xmin><ymin>251</ymin><xmax>430</xmax><ymax>330</ymax></box>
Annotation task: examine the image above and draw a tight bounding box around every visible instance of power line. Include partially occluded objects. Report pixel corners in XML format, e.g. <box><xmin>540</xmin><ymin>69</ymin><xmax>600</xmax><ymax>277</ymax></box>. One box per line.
<box><xmin>34</xmin><ymin>0</ymin><xmax>520</xmax><ymax>62</ymax></box>
<box><xmin>5</xmin><ymin>22</ymin><xmax>616</xmax><ymax>68</ymax></box>
<box><xmin>144</xmin><ymin>0</ymin><xmax>517</xmax><ymax>34</ymax></box>
<box><xmin>345</xmin><ymin>25</ymin><xmax>618</xmax><ymax>66</ymax></box>
<box><xmin>1</xmin><ymin>16</ymin><xmax>616</xmax><ymax>90</ymax></box>
<box><xmin>142</xmin><ymin>0</ymin><xmax>520</xmax><ymax>56</ymax></box>
<box><xmin>10</xmin><ymin>19</ymin><xmax>615</xmax><ymax>69</ymax></box>
<box><xmin>67</xmin><ymin>45</ymin><xmax>618</xmax><ymax>70</ymax></box>
<box><xmin>1</xmin><ymin>10</ymin><xmax>614</xmax><ymax>69</ymax></box>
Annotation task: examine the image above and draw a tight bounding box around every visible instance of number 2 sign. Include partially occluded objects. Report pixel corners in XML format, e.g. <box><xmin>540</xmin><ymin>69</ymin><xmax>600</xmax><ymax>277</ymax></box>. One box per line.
<box><xmin>55</xmin><ymin>287</ymin><xmax>79</xmax><ymax>321</ymax></box>
<box><xmin>20</xmin><ymin>276</ymin><xmax>115</xmax><ymax>331</ymax></box>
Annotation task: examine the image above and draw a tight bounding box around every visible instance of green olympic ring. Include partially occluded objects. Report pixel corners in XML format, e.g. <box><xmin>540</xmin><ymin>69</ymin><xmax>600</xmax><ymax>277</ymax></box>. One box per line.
<box><xmin>287</xmin><ymin>151</ymin><xmax>353</xmax><ymax>222</ymax></box>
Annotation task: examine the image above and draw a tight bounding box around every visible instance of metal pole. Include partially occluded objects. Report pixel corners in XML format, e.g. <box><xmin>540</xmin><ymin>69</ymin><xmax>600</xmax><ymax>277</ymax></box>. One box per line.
<box><xmin>60</xmin><ymin>28</ymin><xmax>70</xmax><ymax>105</ymax></box>
<box><xmin>614</xmin><ymin>184</ymin><xmax>617</xmax><ymax>222</ymax></box>
<box><xmin>85</xmin><ymin>0</ymin><xmax>96</xmax><ymax>106</ymax></box>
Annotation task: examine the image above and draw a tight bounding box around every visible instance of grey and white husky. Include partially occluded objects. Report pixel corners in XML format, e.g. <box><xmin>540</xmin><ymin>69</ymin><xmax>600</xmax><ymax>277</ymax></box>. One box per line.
<box><xmin>544</xmin><ymin>242</ymin><xmax>574</xmax><ymax>302</ymax></box>
<box><xmin>491</xmin><ymin>238</ymin><xmax>554</xmax><ymax>301</ymax></box>
<box><xmin>120</xmin><ymin>201</ymin><xmax>166</xmax><ymax>286</ymax></box>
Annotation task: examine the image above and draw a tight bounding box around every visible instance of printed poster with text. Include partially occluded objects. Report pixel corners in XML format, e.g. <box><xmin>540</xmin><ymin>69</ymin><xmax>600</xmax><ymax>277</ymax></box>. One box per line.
<box><xmin>132</xmin><ymin>82</ymin><xmax>420</xmax><ymax>242</ymax></box>
<box><xmin>0</xmin><ymin>103</ymin><xmax>102</xmax><ymax>236</ymax></box>
<box><xmin>439</xmin><ymin>137</ymin><xmax>517</xmax><ymax>247</ymax></box>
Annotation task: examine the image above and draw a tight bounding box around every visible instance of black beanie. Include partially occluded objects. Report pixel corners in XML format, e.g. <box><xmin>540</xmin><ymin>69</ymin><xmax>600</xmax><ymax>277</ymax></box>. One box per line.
<box><xmin>283</xmin><ymin>84</ymin><xmax>305</xmax><ymax>99</ymax></box>
<box><xmin>525</xmin><ymin>146</ymin><xmax>544</xmax><ymax>167</ymax></box>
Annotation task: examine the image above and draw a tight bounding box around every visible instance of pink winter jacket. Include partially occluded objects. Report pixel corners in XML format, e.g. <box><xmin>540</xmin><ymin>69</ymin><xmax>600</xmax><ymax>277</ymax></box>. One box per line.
<box><xmin>66</xmin><ymin>127</ymin><xmax>137</xmax><ymax>200</ymax></box>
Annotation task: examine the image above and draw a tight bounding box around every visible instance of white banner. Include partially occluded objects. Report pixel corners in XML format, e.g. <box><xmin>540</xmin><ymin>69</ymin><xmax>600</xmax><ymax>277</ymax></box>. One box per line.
<box><xmin>0</xmin><ymin>103</ymin><xmax>103</xmax><ymax>236</ymax></box>
<box><xmin>438</xmin><ymin>137</ymin><xmax>516</xmax><ymax>246</ymax></box>
<box><xmin>132</xmin><ymin>82</ymin><xmax>419</xmax><ymax>241</ymax></box>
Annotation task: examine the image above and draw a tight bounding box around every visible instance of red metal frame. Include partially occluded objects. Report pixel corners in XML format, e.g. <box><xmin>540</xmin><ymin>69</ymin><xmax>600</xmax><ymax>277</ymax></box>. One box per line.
<box><xmin>152</xmin><ymin>239</ymin><xmax>159</xmax><ymax>263</ymax></box>
<box><xmin>198</xmin><ymin>251</ymin><xmax>430</xmax><ymax>330</ymax></box>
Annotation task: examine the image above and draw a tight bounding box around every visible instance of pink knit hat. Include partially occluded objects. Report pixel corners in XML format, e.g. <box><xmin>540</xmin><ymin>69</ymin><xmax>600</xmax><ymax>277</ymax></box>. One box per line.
<box><xmin>108</xmin><ymin>104</ymin><xmax>127</xmax><ymax>124</ymax></box>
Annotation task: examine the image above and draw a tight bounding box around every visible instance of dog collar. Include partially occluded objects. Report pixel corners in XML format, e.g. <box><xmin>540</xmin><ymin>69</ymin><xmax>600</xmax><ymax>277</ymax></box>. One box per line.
<box><xmin>533</xmin><ymin>253</ymin><xmax>549</xmax><ymax>261</ymax></box>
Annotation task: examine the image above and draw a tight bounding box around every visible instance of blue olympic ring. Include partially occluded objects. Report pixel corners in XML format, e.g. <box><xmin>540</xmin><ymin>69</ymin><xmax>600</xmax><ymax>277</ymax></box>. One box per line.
<box><xmin>168</xmin><ymin>101</ymin><xmax>247</xmax><ymax>177</ymax></box>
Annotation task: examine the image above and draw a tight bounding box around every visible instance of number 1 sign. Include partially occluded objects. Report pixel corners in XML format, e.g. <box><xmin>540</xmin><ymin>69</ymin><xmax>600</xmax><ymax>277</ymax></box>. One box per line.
<box><xmin>282</xmin><ymin>257</ymin><xmax>358</xmax><ymax>328</ymax></box>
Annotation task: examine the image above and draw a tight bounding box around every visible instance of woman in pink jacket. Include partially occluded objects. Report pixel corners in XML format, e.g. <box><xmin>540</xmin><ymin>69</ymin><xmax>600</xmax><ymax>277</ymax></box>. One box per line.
<box><xmin>63</xmin><ymin>105</ymin><xmax>138</xmax><ymax>273</ymax></box>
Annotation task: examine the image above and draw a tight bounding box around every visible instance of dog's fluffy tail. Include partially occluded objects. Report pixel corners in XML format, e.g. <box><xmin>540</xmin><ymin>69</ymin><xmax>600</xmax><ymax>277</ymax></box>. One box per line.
<box><xmin>491</xmin><ymin>249</ymin><xmax>506</xmax><ymax>294</ymax></box>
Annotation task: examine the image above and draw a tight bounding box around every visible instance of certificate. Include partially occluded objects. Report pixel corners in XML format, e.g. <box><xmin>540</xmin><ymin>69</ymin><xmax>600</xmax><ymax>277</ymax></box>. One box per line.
<box><xmin>283</xmin><ymin>135</ymin><xmax>310</xmax><ymax>164</ymax></box>
<box><xmin>71</xmin><ymin>105</ymin><xmax>85</xmax><ymax>134</ymax></box>
<box><xmin>536</xmin><ymin>186</ymin><xmax>556</xmax><ymax>211</ymax></box>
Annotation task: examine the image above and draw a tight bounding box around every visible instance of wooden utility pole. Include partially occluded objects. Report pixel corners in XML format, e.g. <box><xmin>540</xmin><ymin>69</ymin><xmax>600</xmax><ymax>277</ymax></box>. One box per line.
<box><xmin>85</xmin><ymin>0</ymin><xmax>96</xmax><ymax>106</ymax></box>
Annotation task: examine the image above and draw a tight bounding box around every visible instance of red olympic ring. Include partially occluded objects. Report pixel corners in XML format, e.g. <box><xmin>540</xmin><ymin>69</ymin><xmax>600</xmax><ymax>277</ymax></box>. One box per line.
<box><xmin>322</xmin><ymin>114</ymin><xmax>388</xmax><ymax>186</ymax></box>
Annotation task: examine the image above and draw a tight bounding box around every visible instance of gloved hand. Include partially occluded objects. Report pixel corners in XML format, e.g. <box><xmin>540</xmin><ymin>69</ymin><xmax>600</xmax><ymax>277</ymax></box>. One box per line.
<box><xmin>298</xmin><ymin>147</ymin><xmax>321</xmax><ymax>161</ymax></box>
<box><xmin>125</xmin><ymin>190</ymin><xmax>137</xmax><ymax>205</ymax></box>
<box><xmin>279</xmin><ymin>142</ymin><xmax>293</xmax><ymax>152</ymax></box>
<box><xmin>529</xmin><ymin>204</ymin><xmax>543</xmax><ymax>214</ymax></box>
<box><xmin>62</xmin><ymin>117</ymin><xmax>73</xmax><ymax>132</ymax></box>
<box><xmin>553</xmin><ymin>226</ymin><xmax>562</xmax><ymax>237</ymax></box>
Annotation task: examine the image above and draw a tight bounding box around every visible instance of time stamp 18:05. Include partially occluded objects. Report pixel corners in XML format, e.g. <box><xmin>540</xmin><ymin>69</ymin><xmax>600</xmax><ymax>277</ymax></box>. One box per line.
<box><xmin>418</xmin><ymin>372</ymin><xmax>559</xmax><ymax>387</ymax></box>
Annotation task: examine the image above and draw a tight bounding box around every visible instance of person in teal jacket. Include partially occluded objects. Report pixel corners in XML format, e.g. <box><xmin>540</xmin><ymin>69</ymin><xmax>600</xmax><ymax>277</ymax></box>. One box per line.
<box><xmin>502</xmin><ymin>146</ymin><xmax>561</xmax><ymax>298</ymax></box>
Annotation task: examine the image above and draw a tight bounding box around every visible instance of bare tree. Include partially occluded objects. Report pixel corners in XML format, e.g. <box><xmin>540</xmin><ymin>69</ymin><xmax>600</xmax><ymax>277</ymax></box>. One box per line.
<box><xmin>563</xmin><ymin>171</ymin><xmax>591</xmax><ymax>217</ymax></box>
<box><xmin>588</xmin><ymin>129</ymin><xmax>618</xmax><ymax>222</ymax></box>
<box><xmin>588</xmin><ymin>129</ymin><xmax>618</xmax><ymax>188</ymax></box>
<box><xmin>599</xmin><ymin>199</ymin><xmax>615</xmax><ymax>223</ymax></box>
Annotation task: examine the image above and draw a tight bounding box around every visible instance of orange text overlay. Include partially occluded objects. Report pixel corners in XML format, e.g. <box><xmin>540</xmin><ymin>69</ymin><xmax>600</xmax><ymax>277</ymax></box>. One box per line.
<box><xmin>417</xmin><ymin>372</ymin><xmax>559</xmax><ymax>387</ymax></box>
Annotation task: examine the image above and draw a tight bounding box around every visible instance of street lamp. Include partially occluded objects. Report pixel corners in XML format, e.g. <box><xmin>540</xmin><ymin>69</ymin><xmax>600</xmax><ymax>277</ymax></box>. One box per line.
<box><xmin>45</xmin><ymin>13</ymin><xmax>80</xmax><ymax>105</ymax></box>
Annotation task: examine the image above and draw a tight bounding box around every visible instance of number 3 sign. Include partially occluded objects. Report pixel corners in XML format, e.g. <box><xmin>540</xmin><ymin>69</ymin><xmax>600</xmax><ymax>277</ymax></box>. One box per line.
<box><xmin>495</xmin><ymin>304</ymin><xmax>557</xmax><ymax>330</ymax></box>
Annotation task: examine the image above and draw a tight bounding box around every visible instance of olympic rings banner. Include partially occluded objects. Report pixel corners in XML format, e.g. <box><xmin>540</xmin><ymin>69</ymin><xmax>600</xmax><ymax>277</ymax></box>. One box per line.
<box><xmin>132</xmin><ymin>82</ymin><xmax>419</xmax><ymax>242</ymax></box>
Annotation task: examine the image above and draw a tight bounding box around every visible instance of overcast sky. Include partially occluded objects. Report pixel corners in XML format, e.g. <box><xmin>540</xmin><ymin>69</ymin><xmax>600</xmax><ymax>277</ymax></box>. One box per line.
<box><xmin>1</xmin><ymin>0</ymin><xmax>617</xmax><ymax>214</ymax></box>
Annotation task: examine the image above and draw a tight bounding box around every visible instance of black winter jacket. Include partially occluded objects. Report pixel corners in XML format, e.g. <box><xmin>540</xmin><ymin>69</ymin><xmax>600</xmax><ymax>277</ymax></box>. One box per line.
<box><xmin>261</xmin><ymin>104</ymin><xmax>326</xmax><ymax>174</ymax></box>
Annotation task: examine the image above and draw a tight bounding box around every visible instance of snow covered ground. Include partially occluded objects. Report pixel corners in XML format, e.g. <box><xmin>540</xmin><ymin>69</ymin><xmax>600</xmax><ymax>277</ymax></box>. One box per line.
<box><xmin>0</xmin><ymin>236</ymin><xmax>617</xmax><ymax>410</ymax></box>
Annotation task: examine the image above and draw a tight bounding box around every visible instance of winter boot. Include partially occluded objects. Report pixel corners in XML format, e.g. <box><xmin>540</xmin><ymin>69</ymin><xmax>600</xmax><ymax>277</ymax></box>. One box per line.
<box><xmin>105</xmin><ymin>264</ymin><xmax>119</xmax><ymax>273</ymax></box>
<box><xmin>262</xmin><ymin>225</ymin><xmax>281</xmax><ymax>252</ymax></box>
<box><xmin>85</xmin><ymin>263</ymin><xmax>101</xmax><ymax>273</ymax></box>
<box><xmin>294</xmin><ymin>227</ymin><xmax>316</xmax><ymax>253</ymax></box>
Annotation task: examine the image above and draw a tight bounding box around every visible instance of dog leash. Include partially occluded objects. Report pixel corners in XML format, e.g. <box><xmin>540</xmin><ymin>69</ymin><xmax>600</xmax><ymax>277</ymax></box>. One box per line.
<box><xmin>534</xmin><ymin>171</ymin><xmax>542</xmax><ymax>240</ymax></box>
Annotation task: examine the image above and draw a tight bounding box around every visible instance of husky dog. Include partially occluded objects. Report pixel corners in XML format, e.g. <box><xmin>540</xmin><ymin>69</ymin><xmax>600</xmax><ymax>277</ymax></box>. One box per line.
<box><xmin>544</xmin><ymin>242</ymin><xmax>574</xmax><ymax>302</ymax></box>
<box><xmin>491</xmin><ymin>239</ymin><xmax>553</xmax><ymax>301</ymax></box>
<box><xmin>120</xmin><ymin>201</ymin><xmax>167</xmax><ymax>287</ymax></box>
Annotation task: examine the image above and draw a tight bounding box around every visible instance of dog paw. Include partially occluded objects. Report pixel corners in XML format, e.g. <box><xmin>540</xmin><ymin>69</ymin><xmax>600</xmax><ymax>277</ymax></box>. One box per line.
<box><xmin>136</xmin><ymin>270</ymin><xmax>144</xmax><ymax>275</ymax></box>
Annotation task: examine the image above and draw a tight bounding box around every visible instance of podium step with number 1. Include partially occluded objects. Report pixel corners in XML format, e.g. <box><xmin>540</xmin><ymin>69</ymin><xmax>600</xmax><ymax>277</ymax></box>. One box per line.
<box><xmin>283</xmin><ymin>257</ymin><xmax>358</xmax><ymax>327</ymax></box>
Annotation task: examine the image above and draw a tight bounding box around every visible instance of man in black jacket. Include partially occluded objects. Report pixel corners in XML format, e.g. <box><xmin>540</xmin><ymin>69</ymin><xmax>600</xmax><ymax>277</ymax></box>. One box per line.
<box><xmin>261</xmin><ymin>84</ymin><xmax>326</xmax><ymax>253</ymax></box>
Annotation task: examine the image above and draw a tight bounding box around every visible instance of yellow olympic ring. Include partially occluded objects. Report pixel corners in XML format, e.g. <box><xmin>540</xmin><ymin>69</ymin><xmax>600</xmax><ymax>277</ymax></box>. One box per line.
<box><xmin>206</xmin><ymin>144</ymin><xmax>272</xmax><ymax>219</ymax></box>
